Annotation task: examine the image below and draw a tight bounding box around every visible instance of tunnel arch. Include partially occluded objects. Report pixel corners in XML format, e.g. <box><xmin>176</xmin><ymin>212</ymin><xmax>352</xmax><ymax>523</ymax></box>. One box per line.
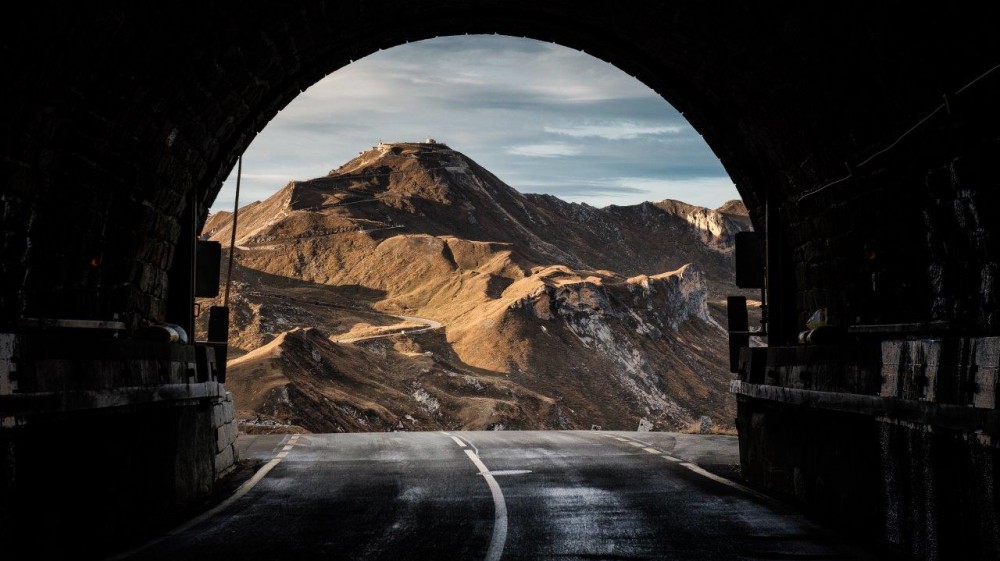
<box><xmin>5</xmin><ymin>4</ymin><xmax>1000</xmax><ymax>558</ymax></box>
<box><xmin>5</xmin><ymin>2</ymin><xmax>998</xmax><ymax>342</ymax></box>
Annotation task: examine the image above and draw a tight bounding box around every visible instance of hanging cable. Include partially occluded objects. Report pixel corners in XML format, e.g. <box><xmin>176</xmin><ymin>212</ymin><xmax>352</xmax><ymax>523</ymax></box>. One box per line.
<box><xmin>797</xmin><ymin>59</ymin><xmax>1000</xmax><ymax>203</ymax></box>
<box><xmin>223</xmin><ymin>155</ymin><xmax>242</xmax><ymax>307</ymax></box>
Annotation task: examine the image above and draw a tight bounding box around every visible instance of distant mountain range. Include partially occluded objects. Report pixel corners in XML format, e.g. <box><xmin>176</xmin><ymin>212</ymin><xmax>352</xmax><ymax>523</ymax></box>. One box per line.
<box><xmin>200</xmin><ymin>141</ymin><xmax>754</xmax><ymax>433</ymax></box>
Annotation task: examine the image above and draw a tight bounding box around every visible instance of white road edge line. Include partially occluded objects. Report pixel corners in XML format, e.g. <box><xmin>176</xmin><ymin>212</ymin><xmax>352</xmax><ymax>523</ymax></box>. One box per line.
<box><xmin>464</xmin><ymin>449</ymin><xmax>508</xmax><ymax>561</ymax></box>
<box><xmin>450</xmin><ymin>435</ymin><xmax>468</xmax><ymax>448</ymax></box>
<box><xmin>600</xmin><ymin>434</ymin><xmax>767</xmax><ymax>501</ymax></box>
<box><xmin>679</xmin><ymin>462</ymin><xmax>770</xmax><ymax>500</ymax></box>
<box><xmin>104</xmin><ymin>435</ymin><xmax>299</xmax><ymax>561</ymax></box>
<box><xmin>628</xmin><ymin>442</ymin><xmax>645</xmax><ymax>448</ymax></box>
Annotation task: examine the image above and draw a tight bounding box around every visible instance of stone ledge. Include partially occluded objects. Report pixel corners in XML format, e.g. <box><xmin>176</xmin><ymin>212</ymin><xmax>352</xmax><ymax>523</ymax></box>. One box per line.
<box><xmin>731</xmin><ymin>380</ymin><xmax>1000</xmax><ymax>435</ymax></box>
<box><xmin>0</xmin><ymin>382</ymin><xmax>225</xmax><ymax>417</ymax></box>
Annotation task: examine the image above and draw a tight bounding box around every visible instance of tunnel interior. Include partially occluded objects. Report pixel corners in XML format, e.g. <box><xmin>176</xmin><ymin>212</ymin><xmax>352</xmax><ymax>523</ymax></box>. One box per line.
<box><xmin>2</xmin><ymin>3</ymin><xmax>1000</xmax><ymax>559</ymax></box>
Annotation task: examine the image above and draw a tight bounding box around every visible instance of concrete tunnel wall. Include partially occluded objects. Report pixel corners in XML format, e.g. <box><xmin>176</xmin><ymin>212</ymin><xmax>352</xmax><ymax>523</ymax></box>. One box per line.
<box><xmin>1</xmin><ymin>2</ymin><xmax>1000</xmax><ymax>558</ymax></box>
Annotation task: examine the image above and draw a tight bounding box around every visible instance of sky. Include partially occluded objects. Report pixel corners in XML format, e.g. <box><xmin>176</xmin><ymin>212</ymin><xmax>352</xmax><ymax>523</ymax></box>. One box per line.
<box><xmin>211</xmin><ymin>35</ymin><xmax>737</xmax><ymax>214</ymax></box>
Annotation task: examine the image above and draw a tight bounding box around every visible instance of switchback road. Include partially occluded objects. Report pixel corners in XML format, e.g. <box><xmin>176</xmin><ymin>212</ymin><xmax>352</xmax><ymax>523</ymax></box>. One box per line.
<box><xmin>110</xmin><ymin>431</ymin><xmax>877</xmax><ymax>561</ymax></box>
<box><xmin>332</xmin><ymin>314</ymin><xmax>443</xmax><ymax>343</ymax></box>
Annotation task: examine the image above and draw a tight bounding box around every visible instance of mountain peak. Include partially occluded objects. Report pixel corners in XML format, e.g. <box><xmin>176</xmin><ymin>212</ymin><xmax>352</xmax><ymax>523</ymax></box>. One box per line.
<box><xmin>329</xmin><ymin>140</ymin><xmax>454</xmax><ymax>176</ymax></box>
<box><xmin>276</xmin><ymin>141</ymin><xmax>468</xmax><ymax>211</ymax></box>
<box><xmin>206</xmin><ymin>141</ymin><xmax>752</xmax><ymax>278</ymax></box>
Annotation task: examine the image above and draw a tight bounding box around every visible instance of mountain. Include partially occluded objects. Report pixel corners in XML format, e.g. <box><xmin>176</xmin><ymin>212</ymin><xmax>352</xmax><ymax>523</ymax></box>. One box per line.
<box><xmin>199</xmin><ymin>141</ymin><xmax>754</xmax><ymax>433</ymax></box>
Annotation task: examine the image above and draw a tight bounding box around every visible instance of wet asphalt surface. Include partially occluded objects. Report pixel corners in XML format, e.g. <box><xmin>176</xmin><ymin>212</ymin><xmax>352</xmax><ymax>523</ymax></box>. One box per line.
<box><xmin>112</xmin><ymin>431</ymin><xmax>877</xmax><ymax>560</ymax></box>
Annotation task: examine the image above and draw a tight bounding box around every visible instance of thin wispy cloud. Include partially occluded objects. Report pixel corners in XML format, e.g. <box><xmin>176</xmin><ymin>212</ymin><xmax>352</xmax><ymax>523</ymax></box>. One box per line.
<box><xmin>610</xmin><ymin>177</ymin><xmax>737</xmax><ymax>204</ymax></box>
<box><xmin>213</xmin><ymin>35</ymin><xmax>736</xmax><ymax>213</ymax></box>
<box><xmin>512</xmin><ymin>176</ymin><xmax>736</xmax><ymax>208</ymax></box>
<box><xmin>545</xmin><ymin>123</ymin><xmax>687</xmax><ymax>140</ymax></box>
<box><xmin>507</xmin><ymin>143</ymin><xmax>583</xmax><ymax>158</ymax></box>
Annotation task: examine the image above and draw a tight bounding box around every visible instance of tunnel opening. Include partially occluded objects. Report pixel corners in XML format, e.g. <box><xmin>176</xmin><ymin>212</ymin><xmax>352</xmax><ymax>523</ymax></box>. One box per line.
<box><xmin>3</xmin><ymin>4</ymin><xmax>1000</xmax><ymax>560</ymax></box>
<box><xmin>195</xmin><ymin>34</ymin><xmax>756</xmax><ymax>437</ymax></box>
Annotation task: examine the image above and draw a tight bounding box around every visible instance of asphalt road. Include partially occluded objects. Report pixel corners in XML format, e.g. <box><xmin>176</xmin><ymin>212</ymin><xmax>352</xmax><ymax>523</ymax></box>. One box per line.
<box><xmin>333</xmin><ymin>314</ymin><xmax>443</xmax><ymax>343</ymax></box>
<box><xmin>111</xmin><ymin>431</ymin><xmax>876</xmax><ymax>561</ymax></box>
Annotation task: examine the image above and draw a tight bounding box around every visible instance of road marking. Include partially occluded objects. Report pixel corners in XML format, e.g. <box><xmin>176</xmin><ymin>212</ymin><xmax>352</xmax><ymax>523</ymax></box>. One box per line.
<box><xmin>464</xmin><ymin>449</ymin><xmax>508</xmax><ymax>561</ymax></box>
<box><xmin>479</xmin><ymin>470</ymin><xmax>532</xmax><ymax>476</ymax></box>
<box><xmin>450</xmin><ymin>435</ymin><xmax>468</xmax><ymax>448</ymax></box>
<box><xmin>679</xmin><ymin>462</ymin><xmax>770</xmax><ymax>500</ymax></box>
<box><xmin>106</xmin><ymin>434</ymin><xmax>301</xmax><ymax>560</ymax></box>
<box><xmin>598</xmin><ymin>433</ymin><xmax>768</xmax><ymax>502</ymax></box>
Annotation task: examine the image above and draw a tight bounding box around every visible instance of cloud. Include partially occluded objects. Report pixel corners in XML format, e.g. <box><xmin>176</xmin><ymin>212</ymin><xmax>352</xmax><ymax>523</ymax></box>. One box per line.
<box><xmin>511</xmin><ymin>176</ymin><xmax>736</xmax><ymax>209</ymax></box>
<box><xmin>610</xmin><ymin>177</ymin><xmax>737</xmax><ymax>204</ymax></box>
<box><xmin>507</xmin><ymin>143</ymin><xmax>583</xmax><ymax>158</ymax></box>
<box><xmin>239</xmin><ymin>173</ymin><xmax>299</xmax><ymax>182</ymax></box>
<box><xmin>545</xmin><ymin>122</ymin><xmax>687</xmax><ymax>140</ymax></box>
<box><xmin>518</xmin><ymin>182</ymin><xmax>651</xmax><ymax>198</ymax></box>
<box><xmin>211</xmin><ymin>35</ymin><xmax>737</xmax><ymax>215</ymax></box>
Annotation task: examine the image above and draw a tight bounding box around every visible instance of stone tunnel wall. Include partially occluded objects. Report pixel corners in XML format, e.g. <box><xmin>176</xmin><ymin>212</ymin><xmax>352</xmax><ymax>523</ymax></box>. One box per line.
<box><xmin>0</xmin><ymin>397</ymin><xmax>239</xmax><ymax>558</ymax></box>
<box><xmin>0</xmin><ymin>329</ymin><xmax>238</xmax><ymax>558</ymax></box>
<box><xmin>736</xmin><ymin>395</ymin><xmax>1000</xmax><ymax>560</ymax></box>
<box><xmin>788</xmin><ymin>76</ymin><xmax>1000</xmax><ymax>334</ymax></box>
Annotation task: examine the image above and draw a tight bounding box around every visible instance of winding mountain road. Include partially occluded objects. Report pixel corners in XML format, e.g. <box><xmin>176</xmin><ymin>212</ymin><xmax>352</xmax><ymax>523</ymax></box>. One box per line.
<box><xmin>332</xmin><ymin>314</ymin><xmax>443</xmax><ymax>343</ymax></box>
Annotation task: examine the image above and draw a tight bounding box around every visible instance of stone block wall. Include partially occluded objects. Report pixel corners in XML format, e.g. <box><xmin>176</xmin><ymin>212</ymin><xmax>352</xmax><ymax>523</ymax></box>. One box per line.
<box><xmin>213</xmin><ymin>390</ymin><xmax>239</xmax><ymax>479</ymax></box>
<box><xmin>0</xmin><ymin>331</ymin><xmax>238</xmax><ymax>557</ymax></box>
<box><xmin>880</xmin><ymin>337</ymin><xmax>1000</xmax><ymax>408</ymax></box>
<box><xmin>739</xmin><ymin>397</ymin><xmax>1000</xmax><ymax>560</ymax></box>
<box><xmin>0</xmin><ymin>400</ymin><xmax>219</xmax><ymax>559</ymax></box>
<box><xmin>736</xmin><ymin>335</ymin><xmax>1000</xmax><ymax>560</ymax></box>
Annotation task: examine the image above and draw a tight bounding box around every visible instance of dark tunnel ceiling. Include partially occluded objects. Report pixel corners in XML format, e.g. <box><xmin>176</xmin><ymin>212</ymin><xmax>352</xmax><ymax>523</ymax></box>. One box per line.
<box><xmin>2</xmin><ymin>2</ymin><xmax>999</xmax><ymax>337</ymax></box>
